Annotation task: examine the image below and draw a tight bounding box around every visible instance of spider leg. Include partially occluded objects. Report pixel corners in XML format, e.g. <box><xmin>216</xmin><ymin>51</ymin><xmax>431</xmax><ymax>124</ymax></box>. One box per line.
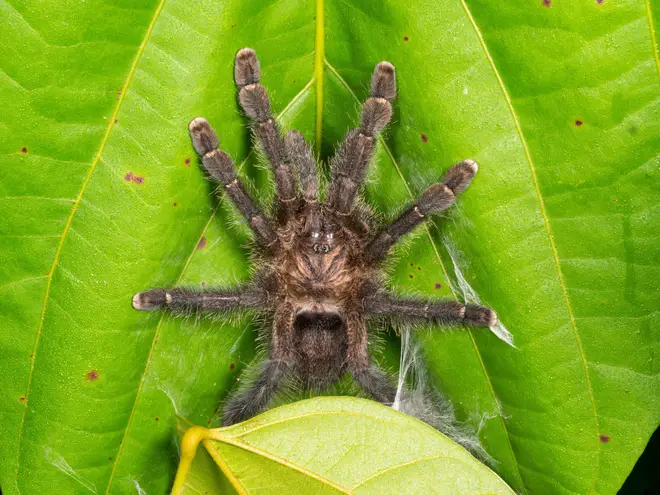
<box><xmin>189</xmin><ymin>117</ymin><xmax>278</xmax><ymax>249</ymax></box>
<box><xmin>327</xmin><ymin>61</ymin><xmax>396</xmax><ymax>217</ymax></box>
<box><xmin>345</xmin><ymin>313</ymin><xmax>397</xmax><ymax>404</ymax></box>
<box><xmin>222</xmin><ymin>359</ymin><xmax>292</xmax><ymax>426</ymax></box>
<box><xmin>284</xmin><ymin>129</ymin><xmax>322</xmax><ymax>230</ymax></box>
<box><xmin>131</xmin><ymin>286</ymin><xmax>266</xmax><ymax>312</ymax></box>
<box><xmin>235</xmin><ymin>48</ymin><xmax>298</xmax><ymax>220</ymax></box>
<box><xmin>222</xmin><ymin>301</ymin><xmax>296</xmax><ymax>425</ymax></box>
<box><xmin>366</xmin><ymin>159</ymin><xmax>477</xmax><ymax>262</ymax></box>
<box><xmin>364</xmin><ymin>292</ymin><xmax>497</xmax><ymax>327</ymax></box>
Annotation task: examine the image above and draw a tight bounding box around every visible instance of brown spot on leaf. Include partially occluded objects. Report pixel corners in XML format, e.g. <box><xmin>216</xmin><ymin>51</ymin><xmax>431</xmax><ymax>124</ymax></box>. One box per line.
<box><xmin>409</xmin><ymin>274</ymin><xmax>414</xmax><ymax>279</ymax></box>
<box><xmin>435</xmin><ymin>282</ymin><xmax>443</xmax><ymax>289</ymax></box>
<box><xmin>230</xmin><ymin>362</ymin><xmax>236</xmax><ymax>370</ymax></box>
<box><xmin>404</xmin><ymin>36</ymin><xmax>409</xmax><ymax>41</ymax></box>
<box><xmin>596</xmin><ymin>0</ymin><xmax>603</xmax><ymax>4</ymax></box>
<box><xmin>172</xmin><ymin>202</ymin><xmax>178</xmax><ymax>207</ymax></box>
<box><xmin>114</xmin><ymin>119</ymin><xmax>118</xmax><ymax>124</ymax></box>
<box><xmin>124</xmin><ymin>172</ymin><xmax>144</xmax><ymax>185</ymax></box>
<box><xmin>543</xmin><ymin>0</ymin><xmax>551</xmax><ymax>6</ymax></box>
<box><xmin>600</xmin><ymin>434</ymin><xmax>610</xmax><ymax>443</ymax></box>
<box><xmin>201</xmin><ymin>281</ymin><xmax>207</xmax><ymax>287</ymax></box>
<box><xmin>20</xmin><ymin>147</ymin><xmax>28</xmax><ymax>154</ymax></box>
<box><xmin>184</xmin><ymin>157</ymin><xmax>191</xmax><ymax>166</ymax></box>
<box><xmin>87</xmin><ymin>370</ymin><xmax>99</xmax><ymax>381</ymax></box>
<box><xmin>197</xmin><ymin>236</ymin><xmax>207</xmax><ymax>250</ymax></box>
<box><xmin>19</xmin><ymin>396</ymin><xmax>26</xmax><ymax>403</ymax></box>
<box><xmin>421</xmin><ymin>133</ymin><xmax>428</xmax><ymax>143</ymax></box>
<box><xmin>575</xmin><ymin>119</ymin><xmax>583</xmax><ymax>127</ymax></box>
<box><xmin>417</xmin><ymin>266</ymin><xmax>421</xmax><ymax>271</ymax></box>
<box><xmin>155</xmin><ymin>417</ymin><xmax>159</xmax><ymax>421</ymax></box>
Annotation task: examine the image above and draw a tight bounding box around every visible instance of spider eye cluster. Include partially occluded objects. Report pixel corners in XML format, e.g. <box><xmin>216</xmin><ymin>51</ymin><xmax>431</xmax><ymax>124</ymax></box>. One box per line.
<box><xmin>311</xmin><ymin>231</ymin><xmax>334</xmax><ymax>254</ymax></box>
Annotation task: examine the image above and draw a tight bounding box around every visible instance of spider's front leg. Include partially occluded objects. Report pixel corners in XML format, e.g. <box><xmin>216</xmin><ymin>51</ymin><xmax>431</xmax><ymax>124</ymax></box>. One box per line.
<box><xmin>345</xmin><ymin>313</ymin><xmax>397</xmax><ymax>404</ymax></box>
<box><xmin>327</xmin><ymin>61</ymin><xmax>396</xmax><ymax>217</ymax></box>
<box><xmin>222</xmin><ymin>301</ymin><xmax>296</xmax><ymax>425</ymax></box>
<box><xmin>235</xmin><ymin>48</ymin><xmax>298</xmax><ymax>220</ymax></box>
<box><xmin>366</xmin><ymin>159</ymin><xmax>478</xmax><ymax>262</ymax></box>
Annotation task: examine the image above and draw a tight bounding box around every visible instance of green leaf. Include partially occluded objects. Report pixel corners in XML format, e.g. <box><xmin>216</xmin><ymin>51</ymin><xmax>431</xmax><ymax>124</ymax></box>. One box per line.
<box><xmin>175</xmin><ymin>397</ymin><xmax>515</xmax><ymax>495</ymax></box>
<box><xmin>1</xmin><ymin>0</ymin><xmax>658</xmax><ymax>494</ymax></box>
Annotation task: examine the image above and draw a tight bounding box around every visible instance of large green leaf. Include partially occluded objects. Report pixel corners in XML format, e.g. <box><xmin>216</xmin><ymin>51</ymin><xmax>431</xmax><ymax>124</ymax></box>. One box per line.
<box><xmin>174</xmin><ymin>397</ymin><xmax>515</xmax><ymax>495</ymax></box>
<box><xmin>1</xmin><ymin>0</ymin><xmax>658</xmax><ymax>494</ymax></box>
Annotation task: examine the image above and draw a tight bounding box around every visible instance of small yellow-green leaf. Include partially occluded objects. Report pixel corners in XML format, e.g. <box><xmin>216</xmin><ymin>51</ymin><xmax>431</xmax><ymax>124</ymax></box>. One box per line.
<box><xmin>176</xmin><ymin>397</ymin><xmax>515</xmax><ymax>495</ymax></box>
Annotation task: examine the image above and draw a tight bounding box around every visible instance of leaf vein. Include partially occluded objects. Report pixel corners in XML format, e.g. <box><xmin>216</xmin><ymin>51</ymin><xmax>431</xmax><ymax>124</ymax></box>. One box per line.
<box><xmin>458</xmin><ymin>0</ymin><xmax>602</xmax><ymax>491</ymax></box>
<box><xmin>13</xmin><ymin>0</ymin><xmax>169</xmax><ymax>490</ymax></box>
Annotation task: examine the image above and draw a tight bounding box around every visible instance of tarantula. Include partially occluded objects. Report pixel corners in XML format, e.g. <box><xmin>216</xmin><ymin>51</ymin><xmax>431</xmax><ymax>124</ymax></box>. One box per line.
<box><xmin>132</xmin><ymin>48</ymin><xmax>497</xmax><ymax>426</ymax></box>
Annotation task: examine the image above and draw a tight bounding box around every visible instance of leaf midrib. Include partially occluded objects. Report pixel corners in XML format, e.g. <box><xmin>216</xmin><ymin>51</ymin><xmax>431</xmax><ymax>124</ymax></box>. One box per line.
<box><xmin>13</xmin><ymin>0</ymin><xmax>168</xmax><ymax>491</ymax></box>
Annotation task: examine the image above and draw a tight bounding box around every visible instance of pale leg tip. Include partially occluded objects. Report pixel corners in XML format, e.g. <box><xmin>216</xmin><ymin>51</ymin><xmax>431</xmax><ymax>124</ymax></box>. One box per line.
<box><xmin>132</xmin><ymin>289</ymin><xmax>166</xmax><ymax>311</ymax></box>
<box><xmin>463</xmin><ymin>159</ymin><xmax>478</xmax><ymax>174</ymax></box>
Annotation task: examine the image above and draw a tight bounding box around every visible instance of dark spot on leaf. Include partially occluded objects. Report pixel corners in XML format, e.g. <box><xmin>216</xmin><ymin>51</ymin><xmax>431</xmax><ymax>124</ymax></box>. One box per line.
<box><xmin>29</xmin><ymin>354</ymin><xmax>33</xmax><ymax>359</ymax></box>
<box><xmin>421</xmin><ymin>133</ymin><xmax>428</xmax><ymax>143</ymax></box>
<box><xmin>409</xmin><ymin>274</ymin><xmax>414</xmax><ymax>279</ymax></box>
<box><xmin>207</xmin><ymin>419</ymin><xmax>212</xmax><ymax>425</ymax></box>
<box><xmin>230</xmin><ymin>362</ymin><xmax>236</xmax><ymax>370</ymax></box>
<box><xmin>201</xmin><ymin>281</ymin><xmax>207</xmax><ymax>287</ymax></box>
<box><xmin>20</xmin><ymin>147</ymin><xmax>28</xmax><ymax>154</ymax></box>
<box><xmin>435</xmin><ymin>282</ymin><xmax>443</xmax><ymax>289</ymax></box>
<box><xmin>404</xmin><ymin>36</ymin><xmax>409</xmax><ymax>41</ymax></box>
<box><xmin>417</xmin><ymin>266</ymin><xmax>421</xmax><ymax>271</ymax></box>
<box><xmin>612</xmin><ymin>197</ymin><xmax>617</xmax><ymax>203</ymax></box>
<box><xmin>409</xmin><ymin>263</ymin><xmax>414</xmax><ymax>267</ymax></box>
<box><xmin>19</xmin><ymin>396</ymin><xmax>26</xmax><ymax>403</ymax></box>
<box><xmin>172</xmin><ymin>202</ymin><xmax>178</xmax><ymax>207</ymax></box>
<box><xmin>155</xmin><ymin>417</ymin><xmax>159</xmax><ymax>421</ymax></box>
<box><xmin>600</xmin><ymin>434</ymin><xmax>610</xmax><ymax>443</ymax></box>
<box><xmin>628</xmin><ymin>124</ymin><xmax>638</xmax><ymax>135</ymax></box>
<box><xmin>543</xmin><ymin>0</ymin><xmax>551</xmax><ymax>6</ymax></box>
<box><xmin>108</xmin><ymin>457</ymin><xmax>112</xmax><ymax>461</ymax></box>
<box><xmin>231</xmin><ymin>24</ymin><xmax>236</xmax><ymax>28</ymax></box>
<box><xmin>124</xmin><ymin>172</ymin><xmax>144</xmax><ymax>185</ymax></box>
<box><xmin>114</xmin><ymin>119</ymin><xmax>118</xmax><ymax>124</ymax></box>
<box><xmin>197</xmin><ymin>236</ymin><xmax>207</xmax><ymax>250</ymax></box>
<box><xmin>575</xmin><ymin>119</ymin><xmax>583</xmax><ymax>126</ymax></box>
<box><xmin>87</xmin><ymin>370</ymin><xmax>99</xmax><ymax>381</ymax></box>
<box><xmin>596</xmin><ymin>0</ymin><xmax>603</xmax><ymax>4</ymax></box>
<box><xmin>184</xmin><ymin>157</ymin><xmax>191</xmax><ymax>166</ymax></box>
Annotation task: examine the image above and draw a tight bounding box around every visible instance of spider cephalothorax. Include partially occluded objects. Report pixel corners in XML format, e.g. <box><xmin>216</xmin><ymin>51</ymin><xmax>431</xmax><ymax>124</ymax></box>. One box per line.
<box><xmin>133</xmin><ymin>48</ymin><xmax>497</xmax><ymax>426</ymax></box>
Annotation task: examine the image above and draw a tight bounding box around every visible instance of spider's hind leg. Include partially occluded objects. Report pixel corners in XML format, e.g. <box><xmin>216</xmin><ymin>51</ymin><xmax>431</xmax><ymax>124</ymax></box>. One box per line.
<box><xmin>222</xmin><ymin>359</ymin><xmax>292</xmax><ymax>426</ymax></box>
<box><xmin>345</xmin><ymin>313</ymin><xmax>397</xmax><ymax>404</ymax></box>
<box><xmin>327</xmin><ymin>62</ymin><xmax>396</xmax><ymax>218</ymax></box>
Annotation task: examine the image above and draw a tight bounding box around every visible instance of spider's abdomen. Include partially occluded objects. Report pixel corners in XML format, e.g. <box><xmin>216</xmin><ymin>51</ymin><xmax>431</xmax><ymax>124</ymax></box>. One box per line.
<box><xmin>292</xmin><ymin>312</ymin><xmax>347</xmax><ymax>388</ymax></box>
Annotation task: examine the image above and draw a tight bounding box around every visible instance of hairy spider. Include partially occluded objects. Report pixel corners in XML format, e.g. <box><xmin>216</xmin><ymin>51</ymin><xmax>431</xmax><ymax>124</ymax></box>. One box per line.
<box><xmin>132</xmin><ymin>48</ymin><xmax>497</xmax><ymax>426</ymax></box>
